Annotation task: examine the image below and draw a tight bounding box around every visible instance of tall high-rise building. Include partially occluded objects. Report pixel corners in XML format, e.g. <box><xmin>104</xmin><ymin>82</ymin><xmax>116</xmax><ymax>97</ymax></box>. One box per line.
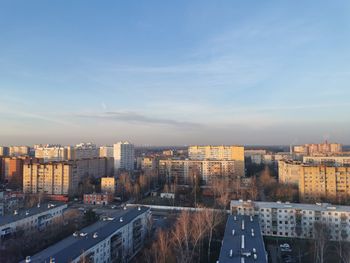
<box><xmin>113</xmin><ymin>141</ymin><xmax>135</xmax><ymax>172</ymax></box>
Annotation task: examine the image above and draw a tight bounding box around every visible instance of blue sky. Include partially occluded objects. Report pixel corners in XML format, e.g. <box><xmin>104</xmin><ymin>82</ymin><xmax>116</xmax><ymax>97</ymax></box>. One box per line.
<box><xmin>1</xmin><ymin>1</ymin><xmax>350</xmax><ymax>146</ymax></box>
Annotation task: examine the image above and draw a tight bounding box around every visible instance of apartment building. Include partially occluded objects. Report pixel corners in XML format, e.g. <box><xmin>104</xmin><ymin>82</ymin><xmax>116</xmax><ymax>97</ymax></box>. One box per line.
<box><xmin>293</xmin><ymin>141</ymin><xmax>342</xmax><ymax>156</ymax></box>
<box><xmin>231</xmin><ymin>200</ymin><xmax>350</xmax><ymax>242</ymax></box>
<box><xmin>35</xmin><ymin>144</ymin><xmax>68</xmax><ymax>162</ymax></box>
<box><xmin>84</xmin><ymin>193</ymin><xmax>113</xmax><ymax>205</ymax></box>
<box><xmin>101</xmin><ymin>177</ymin><xmax>116</xmax><ymax>194</ymax></box>
<box><xmin>188</xmin><ymin>145</ymin><xmax>245</xmax><ymax>177</ymax></box>
<box><xmin>0</xmin><ymin>202</ymin><xmax>67</xmax><ymax>238</ymax></box>
<box><xmin>303</xmin><ymin>156</ymin><xmax>350</xmax><ymax>166</ymax></box>
<box><xmin>68</xmin><ymin>142</ymin><xmax>100</xmax><ymax>160</ymax></box>
<box><xmin>25</xmin><ymin>206</ymin><xmax>151</xmax><ymax>263</ymax></box>
<box><xmin>0</xmin><ymin>191</ymin><xmax>25</xmax><ymax>216</ymax></box>
<box><xmin>23</xmin><ymin>158</ymin><xmax>107</xmax><ymax>196</ymax></box>
<box><xmin>159</xmin><ymin>159</ymin><xmax>240</xmax><ymax>185</ymax></box>
<box><xmin>100</xmin><ymin>145</ymin><xmax>114</xmax><ymax>158</ymax></box>
<box><xmin>113</xmin><ymin>141</ymin><xmax>135</xmax><ymax>172</ymax></box>
<box><xmin>218</xmin><ymin>215</ymin><xmax>267</xmax><ymax>263</ymax></box>
<box><xmin>0</xmin><ymin>146</ymin><xmax>9</xmax><ymax>156</ymax></box>
<box><xmin>278</xmin><ymin>160</ymin><xmax>350</xmax><ymax>200</ymax></box>
<box><xmin>137</xmin><ymin>157</ymin><xmax>158</xmax><ymax>173</ymax></box>
<box><xmin>9</xmin><ymin>146</ymin><xmax>30</xmax><ymax>157</ymax></box>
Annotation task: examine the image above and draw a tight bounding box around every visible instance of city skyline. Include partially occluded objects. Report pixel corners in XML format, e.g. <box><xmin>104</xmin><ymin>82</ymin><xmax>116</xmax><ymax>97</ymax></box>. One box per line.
<box><xmin>1</xmin><ymin>1</ymin><xmax>350</xmax><ymax>145</ymax></box>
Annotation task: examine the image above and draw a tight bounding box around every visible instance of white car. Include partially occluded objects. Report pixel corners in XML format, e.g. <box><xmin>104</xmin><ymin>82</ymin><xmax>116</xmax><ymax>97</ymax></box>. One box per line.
<box><xmin>73</xmin><ymin>231</ymin><xmax>79</xmax><ymax>237</ymax></box>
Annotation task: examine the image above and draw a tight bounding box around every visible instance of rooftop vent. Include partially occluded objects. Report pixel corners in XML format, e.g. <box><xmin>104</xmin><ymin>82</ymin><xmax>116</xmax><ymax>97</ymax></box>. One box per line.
<box><xmin>123</xmin><ymin>206</ymin><xmax>127</xmax><ymax>210</ymax></box>
<box><xmin>241</xmin><ymin>220</ymin><xmax>245</xmax><ymax>230</ymax></box>
<box><xmin>253</xmin><ymin>254</ymin><xmax>257</xmax><ymax>260</ymax></box>
<box><xmin>250</xmin><ymin>216</ymin><xmax>253</xmax><ymax>222</ymax></box>
<box><xmin>241</xmin><ymin>235</ymin><xmax>245</xmax><ymax>249</ymax></box>
<box><xmin>138</xmin><ymin>207</ymin><xmax>141</xmax><ymax>211</ymax></box>
<box><xmin>232</xmin><ymin>230</ymin><xmax>235</xmax><ymax>236</ymax></box>
<box><xmin>234</xmin><ymin>216</ymin><xmax>237</xmax><ymax>221</ymax></box>
<box><xmin>25</xmin><ymin>256</ymin><xmax>31</xmax><ymax>263</ymax></box>
<box><xmin>14</xmin><ymin>210</ymin><xmax>18</xmax><ymax>215</ymax></box>
<box><xmin>253</xmin><ymin>248</ymin><xmax>256</xmax><ymax>253</ymax></box>
<box><xmin>229</xmin><ymin>249</ymin><xmax>233</xmax><ymax>257</ymax></box>
<box><xmin>120</xmin><ymin>217</ymin><xmax>123</xmax><ymax>222</ymax></box>
<box><xmin>37</xmin><ymin>203</ymin><xmax>40</xmax><ymax>208</ymax></box>
<box><xmin>93</xmin><ymin>232</ymin><xmax>98</xmax><ymax>239</ymax></box>
<box><xmin>25</xmin><ymin>211</ymin><xmax>29</xmax><ymax>216</ymax></box>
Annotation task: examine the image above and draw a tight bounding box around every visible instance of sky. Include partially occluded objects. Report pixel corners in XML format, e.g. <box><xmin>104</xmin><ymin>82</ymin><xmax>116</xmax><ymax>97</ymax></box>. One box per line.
<box><xmin>0</xmin><ymin>1</ymin><xmax>350</xmax><ymax>146</ymax></box>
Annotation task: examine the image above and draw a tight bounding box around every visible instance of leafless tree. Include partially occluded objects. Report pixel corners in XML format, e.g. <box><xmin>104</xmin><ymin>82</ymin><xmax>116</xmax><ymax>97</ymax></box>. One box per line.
<box><xmin>313</xmin><ymin>221</ymin><xmax>330</xmax><ymax>263</ymax></box>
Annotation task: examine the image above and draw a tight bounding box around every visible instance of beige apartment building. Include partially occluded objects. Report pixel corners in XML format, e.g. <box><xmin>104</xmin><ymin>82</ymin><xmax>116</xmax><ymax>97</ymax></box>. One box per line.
<box><xmin>293</xmin><ymin>142</ymin><xmax>342</xmax><ymax>156</ymax></box>
<box><xmin>188</xmin><ymin>145</ymin><xmax>245</xmax><ymax>177</ymax></box>
<box><xmin>23</xmin><ymin>158</ymin><xmax>107</xmax><ymax>196</ymax></box>
<box><xmin>101</xmin><ymin>177</ymin><xmax>116</xmax><ymax>194</ymax></box>
<box><xmin>278</xmin><ymin>160</ymin><xmax>350</xmax><ymax>201</ymax></box>
<box><xmin>159</xmin><ymin>159</ymin><xmax>240</xmax><ymax>185</ymax></box>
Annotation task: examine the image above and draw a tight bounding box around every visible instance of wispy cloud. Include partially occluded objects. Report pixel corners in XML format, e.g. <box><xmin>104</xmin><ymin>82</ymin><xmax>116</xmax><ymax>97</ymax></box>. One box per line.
<box><xmin>77</xmin><ymin>111</ymin><xmax>201</xmax><ymax>129</ymax></box>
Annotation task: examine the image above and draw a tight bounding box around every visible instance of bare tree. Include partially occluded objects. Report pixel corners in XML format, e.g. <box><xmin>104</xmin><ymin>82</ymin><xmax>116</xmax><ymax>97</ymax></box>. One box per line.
<box><xmin>203</xmin><ymin>209</ymin><xmax>224</xmax><ymax>262</ymax></box>
<box><xmin>313</xmin><ymin>221</ymin><xmax>330</xmax><ymax>263</ymax></box>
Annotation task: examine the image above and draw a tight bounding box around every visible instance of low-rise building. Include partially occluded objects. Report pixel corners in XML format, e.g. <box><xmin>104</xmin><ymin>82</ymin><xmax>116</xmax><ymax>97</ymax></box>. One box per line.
<box><xmin>231</xmin><ymin>200</ymin><xmax>350</xmax><ymax>241</ymax></box>
<box><xmin>84</xmin><ymin>193</ymin><xmax>113</xmax><ymax>205</ymax></box>
<box><xmin>218</xmin><ymin>215</ymin><xmax>267</xmax><ymax>263</ymax></box>
<box><xmin>0</xmin><ymin>202</ymin><xmax>67</xmax><ymax>238</ymax></box>
<box><xmin>24</xmin><ymin>206</ymin><xmax>151</xmax><ymax>263</ymax></box>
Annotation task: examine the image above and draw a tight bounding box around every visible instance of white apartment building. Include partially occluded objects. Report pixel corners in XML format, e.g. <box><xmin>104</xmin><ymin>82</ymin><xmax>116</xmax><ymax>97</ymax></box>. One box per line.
<box><xmin>113</xmin><ymin>142</ymin><xmax>135</xmax><ymax>172</ymax></box>
<box><xmin>9</xmin><ymin>146</ymin><xmax>30</xmax><ymax>157</ymax></box>
<box><xmin>25</xmin><ymin>206</ymin><xmax>151</xmax><ymax>263</ymax></box>
<box><xmin>35</xmin><ymin>144</ymin><xmax>68</xmax><ymax>162</ymax></box>
<box><xmin>0</xmin><ymin>202</ymin><xmax>67</xmax><ymax>238</ymax></box>
<box><xmin>99</xmin><ymin>145</ymin><xmax>114</xmax><ymax>158</ymax></box>
<box><xmin>231</xmin><ymin>200</ymin><xmax>350</xmax><ymax>242</ymax></box>
<box><xmin>303</xmin><ymin>156</ymin><xmax>350</xmax><ymax>166</ymax></box>
<box><xmin>68</xmin><ymin>142</ymin><xmax>100</xmax><ymax>160</ymax></box>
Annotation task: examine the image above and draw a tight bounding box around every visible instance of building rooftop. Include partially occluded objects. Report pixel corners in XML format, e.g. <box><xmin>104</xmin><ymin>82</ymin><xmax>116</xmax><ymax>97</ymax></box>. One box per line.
<box><xmin>0</xmin><ymin>202</ymin><xmax>67</xmax><ymax>226</ymax></box>
<box><xmin>24</xmin><ymin>206</ymin><xmax>150</xmax><ymax>263</ymax></box>
<box><xmin>231</xmin><ymin>200</ymin><xmax>350</xmax><ymax>213</ymax></box>
<box><xmin>218</xmin><ymin>215</ymin><xmax>267</xmax><ymax>263</ymax></box>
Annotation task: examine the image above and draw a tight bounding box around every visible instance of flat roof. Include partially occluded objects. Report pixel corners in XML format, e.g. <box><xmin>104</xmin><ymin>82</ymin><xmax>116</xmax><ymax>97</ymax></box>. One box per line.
<box><xmin>231</xmin><ymin>200</ymin><xmax>350</xmax><ymax>213</ymax></box>
<box><xmin>0</xmin><ymin>202</ymin><xmax>67</xmax><ymax>226</ymax></box>
<box><xmin>218</xmin><ymin>215</ymin><xmax>267</xmax><ymax>263</ymax></box>
<box><xmin>24</xmin><ymin>206</ymin><xmax>149</xmax><ymax>263</ymax></box>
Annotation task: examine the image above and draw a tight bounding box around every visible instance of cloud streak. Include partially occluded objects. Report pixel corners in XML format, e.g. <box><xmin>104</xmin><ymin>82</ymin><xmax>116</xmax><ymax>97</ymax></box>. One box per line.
<box><xmin>77</xmin><ymin>111</ymin><xmax>202</xmax><ymax>129</ymax></box>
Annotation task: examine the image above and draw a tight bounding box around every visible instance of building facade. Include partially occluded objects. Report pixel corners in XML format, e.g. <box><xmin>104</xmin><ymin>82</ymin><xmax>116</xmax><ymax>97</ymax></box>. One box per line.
<box><xmin>113</xmin><ymin>142</ymin><xmax>135</xmax><ymax>172</ymax></box>
<box><xmin>101</xmin><ymin>177</ymin><xmax>116</xmax><ymax>194</ymax></box>
<box><xmin>293</xmin><ymin>142</ymin><xmax>342</xmax><ymax>156</ymax></box>
<box><xmin>100</xmin><ymin>146</ymin><xmax>114</xmax><ymax>158</ymax></box>
<box><xmin>68</xmin><ymin>142</ymin><xmax>100</xmax><ymax>160</ymax></box>
<box><xmin>9</xmin><ymin>146</ymin><xmax>30</xmax><ymax>157</ymax></box>
<box><xmin>84</xmin><ymin>193</ymin><xmax>113</xmax><ymax>205</ymax></box>
<box><xmin>35</xmin><ymin>145</ymin><xmax>68</xmax><ymax>162</ymax></box>
<box><xmin>0</xmin><ymin>202</ymin><xmax>67</xmax><ymax>238</ymax></box>
<box><xmin>231</xmin><ymin>200</ymin><xmax>350</xmax><ymax>242</ymax></box>
<box><xmin>26</xmin><ymin>206</ymin><xmax>151</xmax><ymax>263</ymax></box>
<box><xmin>159</xmin><ymin>159</ymin><xmax>240</xmax><ymax>185</ymax></box>
<box><xmin>278</xmin><ymin>160</ymin><xmax>350</xmax><ymax>201</ymax></box>
<box><xmin>0</xmin><ymin>146</ymin><xmax>9</xmax><ymax>157</ymax></box>
<box><xmin>303</xmin><ymin>156</ymin><xmax>350</xmax><ymax>166</ymax></box>
<box><xmin>23</xmin><ymin>158</ymin><xmax>107</xmax><ymax>196</ymax></box>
